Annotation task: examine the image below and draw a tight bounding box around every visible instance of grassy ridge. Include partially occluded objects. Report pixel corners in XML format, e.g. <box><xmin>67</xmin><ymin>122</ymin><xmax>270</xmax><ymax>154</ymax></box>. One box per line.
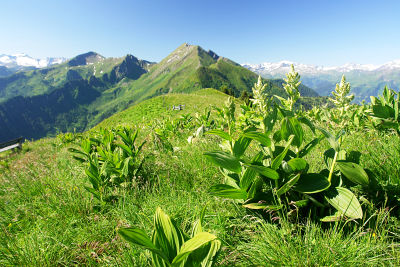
<box><xmin>94</xmin><ymin>88</ymin><xmax>231</xmax><ymax>129</ymax></box>
<box><xmin>1</xmin><ymin>89</ymin><xmax>400</xmax><ymax>265</ymax></box>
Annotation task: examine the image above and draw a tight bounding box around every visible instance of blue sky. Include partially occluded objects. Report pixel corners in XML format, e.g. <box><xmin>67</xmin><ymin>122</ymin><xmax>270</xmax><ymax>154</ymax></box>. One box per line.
<box><xmin>1</xmin><ymin>0</ymin><xmax>399</xmax><ymax>66</ymax></box>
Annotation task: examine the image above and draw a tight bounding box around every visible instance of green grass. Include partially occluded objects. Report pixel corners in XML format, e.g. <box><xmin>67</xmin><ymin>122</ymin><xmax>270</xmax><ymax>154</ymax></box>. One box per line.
<box><xmin>1</xmin><ymin>90</ymin><xmax>400</xmax><ymax>266</ymax></box>
<box><xmin>94</xmin><ymin>88</ymin><xmax>231</xmax><ymax>129</ymax></box>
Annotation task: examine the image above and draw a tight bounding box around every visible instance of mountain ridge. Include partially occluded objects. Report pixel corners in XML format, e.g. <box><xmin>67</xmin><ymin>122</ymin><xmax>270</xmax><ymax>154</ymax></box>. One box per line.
<box><xmin>243</xmin><ymin>59</ymin><xmax>400</xmax><ymax>74</ymax></box>
<box><xmin>243</xmin><ymin>60</ymin><xmax>400</xmax><ymax>102</ymax></box>
<box><xmin>0</xmin><ymin>53</ymin><xmax>67</xmax><ymax>69</ymax></box>
<box><xmin>0</xmin><ymin>44</ymin><xmax>319</xmax><ymax>142</ymax></box>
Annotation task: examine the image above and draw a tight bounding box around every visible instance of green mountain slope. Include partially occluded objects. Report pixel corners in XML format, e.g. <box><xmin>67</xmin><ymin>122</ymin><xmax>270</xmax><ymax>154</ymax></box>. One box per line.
<box><xmin>0</xmin><ymin>66</ymin><xmax>14</xmax><ymax>78</ymax></box>
<box><xmin>0</xmin><ymin>52</ymin><xmax>153</xmax><ymax>103</ymax></box>
<box><xmin>94</xmin><ymin>88</ymin><xmax>231</xmax><ymax>129</ymax></box>
<box><xmin>0</xmin><ymin>43</ymin><xmax>319</xmax><ymax>142</ymax></box>
<box><xmin>85</xmin><ymin>44</ymin><xmax>318</xmax><ymax>126</ymax></box>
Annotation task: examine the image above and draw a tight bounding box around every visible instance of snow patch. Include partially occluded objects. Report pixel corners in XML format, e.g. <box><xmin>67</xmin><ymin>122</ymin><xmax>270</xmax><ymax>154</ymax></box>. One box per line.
<box><xmin>242</xmin><ymin>59</ymin><xmax>400</xmax><ymax>75</ymax></box>
<box><xmin>0</xmin><ymin>53</ymin><xmax>67</xmax><ymax>68</ymax></box>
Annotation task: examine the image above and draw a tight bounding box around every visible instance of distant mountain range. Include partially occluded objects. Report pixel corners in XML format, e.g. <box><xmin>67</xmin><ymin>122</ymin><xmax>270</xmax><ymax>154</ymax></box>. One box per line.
<box><xmin>243</xmin><ymin>60</ymin><xmax>400</xmax><ymax>102</ymax></box>
<box><xmin>0</xmin><ymin>53</ymin><xmax>67</xmax><ymax>76</ymax></box>
<box><xmin>0</xmin><ymin>44</ymin><xmax>318</xmax><ymax>142</ymax></box>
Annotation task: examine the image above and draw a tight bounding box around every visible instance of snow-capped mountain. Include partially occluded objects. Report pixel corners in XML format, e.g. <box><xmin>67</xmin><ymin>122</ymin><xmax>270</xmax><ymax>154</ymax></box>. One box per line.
<box><xmin>242</xmin><ymin>60</ymin><xmax>400</xmax><ymax>75</ymax></box>
<box><xmin>0</xmin><ymin>53</ymin><xmax>67</xmax><ymax>69</ymax></box>
<box><xmin>242</xmin><ymin>60</ymin><xmax>400</xmax><ymax>102</ymax></box>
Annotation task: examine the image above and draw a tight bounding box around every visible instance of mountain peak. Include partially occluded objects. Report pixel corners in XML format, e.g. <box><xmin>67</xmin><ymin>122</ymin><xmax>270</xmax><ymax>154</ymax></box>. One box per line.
<box><xmin>68</xmin><ymin>52</ymin><xmax>104</xmax><ymax>67</ymax></box>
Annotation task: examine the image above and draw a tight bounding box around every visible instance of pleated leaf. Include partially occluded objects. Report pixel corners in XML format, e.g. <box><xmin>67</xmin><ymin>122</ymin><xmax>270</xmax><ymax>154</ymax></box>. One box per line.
<box><xmin>287</xmin><ymin>158</ymin><xmax>307</xmax><ymax>173</ymax></box>
<box><xmin>204</xmin><ymin>151</ymin><xmax>241</xmax><ymax>174</ymax></box>
<box><xmin>243</xmin><ymin>131</ymin><xmax>271</xmax><ymax>147</ymax></box>
<box><xmin>205</xmin><ymin>129</ymin><xmax>231</xmax><ymax>141</ymax></box>
<box><xmin>294</xmin><ymin>173</ymin><xmax>330</xmax><ymax>194</ymax></box>
<box><xmin>118</xmin><ymin>227</ymin><xmax>170</xmax><ymax>263</ymax></box>
<box><xmin>171</xmin><ymin>232</ymin><xmax>217</xmax><ymax>266</ymax></box>
<box><xmin>153</xmin><ymin>207</ymin><xmax>185</xmax><ymax>262</ymax></box>
<box><xmin>243</xmin><ymin>203</ymin><xmax>283</xmax><ymax>210</ymax></box>
<box><xmin>337</xmin><ymin>161</ymin><xmax>369</xmax><ymax>186</ymax></box>
<box><xmin>210</xmin><ymin>184</ymin><xmax>247</xmax><ymax>200</ymax></box>
<box><xmin>233</xmin><ymin>136</ymin><xmax>252</xmax><ymax>158</ymax></box>
<box><xmin>325</xmin><ymin>187</ymin><xmax>363</xmax><ymax>219</ymax></box>
<box><xmin>246</xmin><ymin>164</ymin><xmax>280</xmax><ymax>180</ymax></box>
<box><xmin>276</xmin><ymin>174</ymin><xmax>301</xmax><ymax>196</ymax></box>
<box><xmin>271</xmin><ymin>135</ymin><xmax>294</xmax><ymax>170</ymax></box>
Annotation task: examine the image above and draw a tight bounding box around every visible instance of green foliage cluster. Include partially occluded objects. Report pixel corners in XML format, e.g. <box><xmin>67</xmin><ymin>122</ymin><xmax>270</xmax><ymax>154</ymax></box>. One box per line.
<box><xmin>2</xmin><ymin>64</ymin><xmax>400</xmax><ymax>265</ymax></box>
<box><xmin>306</xmin><ymin>78</ymin><xmax>400</xmax><ymax>135</ymax></box>
<box><xmin>367</xmin><ymin>86</ymin><xmax>400</xmax><ymax>133</ymax></box>
<box><xmin>205</xmin><ymin>73</ymin><xmax>371</xmax><ymax>221</ymax></box>
<box><xmin>1</xmin><ymin>83</ymin><xmax>400</xmax><ymax>265</ymax></box>
<box><xmin>69</xmin><ymin>127</ymin><xmax>145</xmax><ymax>204</ymax></box>
<box><xmin>118</xmin><ymin>207</ymin><xmax>220</xmax><ymax>267</ymax></box>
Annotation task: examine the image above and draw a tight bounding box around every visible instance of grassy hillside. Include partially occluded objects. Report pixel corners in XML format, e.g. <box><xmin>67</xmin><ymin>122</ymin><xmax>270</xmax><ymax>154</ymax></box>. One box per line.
<box><xmin>0</xmin><ymin>44</ymin><xmax>319</xmax><ymax>142</ymax></box>
<box><xmin>1</xmin><ymin>87</ymin><xmax>399</xmax><ymax>265</ymax></box>
<box><xmin>94</xmin><ymin>88</ymin><xmax>231</xmax><ymax>129</ymax></box>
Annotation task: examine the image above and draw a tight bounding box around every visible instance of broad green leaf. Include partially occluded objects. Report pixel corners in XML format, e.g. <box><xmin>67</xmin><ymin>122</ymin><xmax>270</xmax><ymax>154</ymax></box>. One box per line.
<box><xmin>205</xmin><ymin>129</ymin><xmax>231</xmax><ymax>141</ymax></box>
<box><xmin>85</xmin><ymin>168</ymin><xmax>100</xmax><ymax>190</ymax></box>
<box><xmin>324</xmin><ymin>187</ymin><xmax>363</xmax><ymax>219</ymax></box>
<box><xmin>243</xmin><ymin>203</ymin><xmax>282</xmax><ymax>210</ymax></box>
<box><xmin>191</xmin><ymin>206</ymin><xmax>207</xmax><ymax>237</ymax></box>
<box><xmin>281</xmin><ymin>117</ymin><xmax>303</xmax><ymax>148</ymax></box>
<box><xmin>381</xmin><ymin>120</ymin><xmax>399</xmax><ymax>129</ymax></box>
<box><xmin>72</xmin><ymin>155</ymin><xmax>86</xmax><ymax>163</ymax></box>
<box><xmin>294</xmin><ymin>173</ymin><xmax>330</xmax><ymax>194</ymax></box>
<box><xmin>243</xmin><ymin>131</ymin><xmax>271</xmax><ymax>147</ymax></box>
<box><xmin>204</xmin><ymin>151</ymin><xmax>241</xmax><ymax>174</ymax></box>
<box><xmin>271</xmin><ymin>135</ymin><xmax>294</xmax><ymax>170</ymax></box>
<box><xmin>247</xmin><ymin>177</ymin><xmax>263</xmax><ymax>199</ymax></box>
<box><xmin>68</xmin><ymin>147</ymin><xmax>88</xmax><ymax>157</ymax></box>
<box><xmin>153</xmin><ymin>207</ymin><xmax>185</xmax><ymax>262</ymax></box>
<box><xmin>233</xmin><ymin>136</ymin><xmax>251</xmax><ymax>158</ymax></box>
<box><xmin>122</xmin><ymin>157</ymin><xmax>131</xmax><ymax>177</ymax></box>
<box><xmin>372</xmin><ymin>105</ymin><xmax>391</xmax><ymax>119</ymax></box>
<box><xmin>287</xmin><ymin>158</ymin><xmax>307</xmax><ymax>173</ymax></box>
<box><xmin>240</xmin><ymin>152</ymin><xmax>263</xmax><ymax>190</ymax></box>
<box><xmin>337</xmin><ymin>161</ymin><xmax>369</xmax><ymax>186</ymax></box>
<box><xmin>320</xmin><ymin>211</ymin><xmax>343</xmax><ymax>222</ymax></box>
<box><xmin>276</xmin><ymin>174</ymin><xmax>300</xmax><ymax>196</ymax></box>
<box><xmin>171</xmin><ymin>232</ymin><xmax>217</xmax><ymax>266</ymax></box>
<box><xmin>186</xmin><ymin>238</ymin><xmax>221</xmax><ymax>267</ymax></box>
<box><xmin>84</xmin><ymin>186</ymin><xmax>100</xmax><ymax>200</ymax></box>
<box><xmin>197</xmin><ymin>238</ymin><xmax>221</xmax><ymax>267</ymax></box>
<box><xmin>118</xmin><ymin>227</ymin><xmax>170</xmax><ymax>263</ymax></box>
<box><xmin>117</xmin><ymin>143</ymin><xmax>133</xmax><ymax>157</ymax></box>
<box><xmin>209</xmin><ymin>184</ymin><xmax>247</xmax><ymax>199</ymax></box>
<box><xmin>240</xmin><ymin>167</ymin><xmax>258</xmax><ymax>192</ymax></box>
<box><xmin>220</xmin><ymin>169</ymin><xmax>240</xmax><ymax>188</ymax></box>
<box><xmin>246</xmin><ymin>164</ymin><xmax>279</xmax><ymax>180</ymax></box>
<box><xmin>298</xmin><ymin>116</ymin><xmax>315</xmax><ymax>133</ymax></box>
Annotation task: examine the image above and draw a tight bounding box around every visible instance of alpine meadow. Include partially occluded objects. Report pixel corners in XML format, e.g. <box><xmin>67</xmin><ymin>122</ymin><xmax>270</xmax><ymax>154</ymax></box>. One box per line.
<box><xmin>1</xmin><ymin>1</ymin><xmax>400</xmax><ymax>266</ymax></box>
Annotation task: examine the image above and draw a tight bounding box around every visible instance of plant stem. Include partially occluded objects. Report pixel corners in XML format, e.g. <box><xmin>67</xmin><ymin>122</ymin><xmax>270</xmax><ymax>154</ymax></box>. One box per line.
<box><xmin>328</xmin><ymin>151</ymin><xmax>338</xmax><ymax>183</ymax></box>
